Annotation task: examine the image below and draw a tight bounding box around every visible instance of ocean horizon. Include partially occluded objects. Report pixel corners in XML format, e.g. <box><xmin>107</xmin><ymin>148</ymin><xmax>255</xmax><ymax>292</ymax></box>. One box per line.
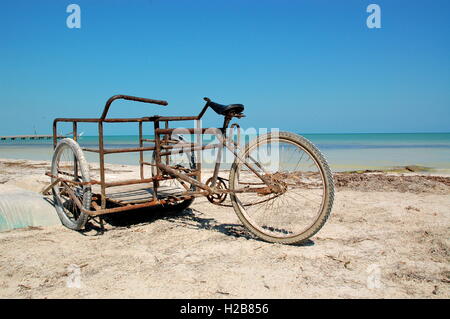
<box><xmin>1</xmin><ymin>132</ymin><xmax>450</xmax><ymax>173</ymax></box>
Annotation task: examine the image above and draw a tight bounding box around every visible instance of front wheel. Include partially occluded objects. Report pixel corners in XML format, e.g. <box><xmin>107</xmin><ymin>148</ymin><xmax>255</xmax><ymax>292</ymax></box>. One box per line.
<box><xmin>229</xmin><ymin>132</ymin><xmax>334</xmax><ymax>244</ymax></box>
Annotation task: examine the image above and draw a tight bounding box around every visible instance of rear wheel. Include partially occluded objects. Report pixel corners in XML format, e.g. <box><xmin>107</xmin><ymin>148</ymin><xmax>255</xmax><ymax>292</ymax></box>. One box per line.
<box><xmin>51</xmin><ymin>138</ymin><xmax>91</xmax><ymax>230</ymax></box>
<box><xmin>151</xmin><ymin>135</ymin><xmax>196</xmax><ymax>210</ymax></box>
<box><xmin>229</xmin><ymin>132</ymin><xmax>334</xmax><ymax>244</ymax></box>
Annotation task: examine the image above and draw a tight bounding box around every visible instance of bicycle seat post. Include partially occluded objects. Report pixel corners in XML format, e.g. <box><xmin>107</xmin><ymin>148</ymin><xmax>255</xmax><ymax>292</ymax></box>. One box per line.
<box><xmin>222</xmin><ymin>115</ymin><xmax>232</xmax><ymax>136</ymax></box>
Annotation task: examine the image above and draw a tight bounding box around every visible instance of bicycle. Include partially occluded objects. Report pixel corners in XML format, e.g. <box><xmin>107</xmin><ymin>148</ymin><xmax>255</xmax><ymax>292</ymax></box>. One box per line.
<box><xmin>44</xmin><ymin>95</ymin><xmax>334</xmax><ymax>244</ymax></box>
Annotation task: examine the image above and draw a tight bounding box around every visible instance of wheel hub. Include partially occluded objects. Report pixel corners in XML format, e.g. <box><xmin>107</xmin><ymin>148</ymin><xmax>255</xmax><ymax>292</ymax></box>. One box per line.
<box><xmin>263</xmin><ymin>172</ymin><xmax>289</xmax><ymax>195</ymax></box>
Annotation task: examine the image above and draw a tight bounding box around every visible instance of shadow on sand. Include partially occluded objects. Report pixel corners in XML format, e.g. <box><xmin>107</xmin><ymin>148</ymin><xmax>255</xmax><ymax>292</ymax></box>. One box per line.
<box><xmin>81</xmin><ymin>205</ymin><xmax>314</xmax><ymax>247</ymax></box>
<box><xmin>45</xmin><ymin>196</ymin><xmax>313</xmax><ymax>247</ymax></box>
<box><xmin>84</xmin><ymin>205</ymin><xmax>258</xmax><ymax>241</ymax></box>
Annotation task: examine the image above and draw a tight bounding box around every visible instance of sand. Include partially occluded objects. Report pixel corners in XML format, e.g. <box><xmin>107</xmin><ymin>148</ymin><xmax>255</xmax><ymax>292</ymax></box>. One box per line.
<box><xmin>0</xmin><ymin>158</ymin><xmax>449</xmax><ymax>298</ymax></box>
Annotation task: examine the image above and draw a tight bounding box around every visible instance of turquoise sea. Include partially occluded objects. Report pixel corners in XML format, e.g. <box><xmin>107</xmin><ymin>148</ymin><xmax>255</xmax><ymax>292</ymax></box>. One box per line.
<box><xmin>1</xmin><ymin>133</ymin><xmax>449</xmax><ymax>173</ymax></box>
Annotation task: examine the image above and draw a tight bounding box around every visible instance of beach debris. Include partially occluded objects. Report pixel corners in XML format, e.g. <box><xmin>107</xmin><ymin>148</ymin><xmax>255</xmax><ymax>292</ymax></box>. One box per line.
<box><xmin>432</xmin><ymin>285</ymin><xmax>439</xmax><ymax>295</ymax></box>
<box><xmin>17</xmin><ymin>283</ymin><xmax>31</xmax><ymax>290</ymax></box>
<box><xmin>404</xmin><ymin>165</ymin><xmax>430</xmax><ymax>172</ymax></box>
<box><xmin>24</xmin><ymin>226</ymin><xmax>44</xmax><ymax>231</ymax></box>
<box><xmin>37</xmin><ymin>238</ymin><xmax>56</xmax><ymax>243</ymax></box>
<box><xmin>325</xmin><ymin>254</ymin><xmax>352</xmax><ymax>269</ymax></box>
<box><xmin>334</xmin><ymin>172</ymin><xmax>450</xmax><ymax>194</ymax></box>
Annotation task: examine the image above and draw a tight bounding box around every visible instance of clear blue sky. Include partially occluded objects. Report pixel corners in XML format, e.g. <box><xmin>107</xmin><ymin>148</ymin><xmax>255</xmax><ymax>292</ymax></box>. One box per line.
<box><xmin>1</xmin><ymin>0</ymin><xmax>449</xmax><ymax>135</ymax></box>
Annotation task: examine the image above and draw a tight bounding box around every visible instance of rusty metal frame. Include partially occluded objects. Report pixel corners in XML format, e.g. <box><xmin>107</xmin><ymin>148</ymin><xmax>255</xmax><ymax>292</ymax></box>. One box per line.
<box><xmin>49</xmin><ymin>95</ymin><xmax>273</xmax><ymax>216</ymax></box>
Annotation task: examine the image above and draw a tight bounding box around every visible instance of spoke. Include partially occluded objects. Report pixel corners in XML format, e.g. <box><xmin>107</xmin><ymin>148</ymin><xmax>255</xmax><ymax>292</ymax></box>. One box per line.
<box><xmin>232</xmin><ymin>138</ymin><xmax>327</xmax><ymax>238</ymax></box>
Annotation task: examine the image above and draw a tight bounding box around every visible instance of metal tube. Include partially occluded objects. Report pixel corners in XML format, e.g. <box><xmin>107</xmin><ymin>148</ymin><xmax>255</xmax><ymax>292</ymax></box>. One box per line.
<box><xmin>98</xmin><ymin>122</ymin><xmax>106</xmax><ymax>209</ymax></box>
<box><xmin>157</xmin><ymin>116</ymin><xmax>199</xmax><ymax>121</ymax></box>
<box><xmin>155</xmin><ymin>127</ymin><xmax>221</xmax><ymax>135</ymax></box>
<box><xmin>103</xmin><ymin>172</ymin><xmax>197</xmax><ymax>188</ymax></box>
<box><xmin>153</xmin><ymin>120</ymin><xmax>161</xmax><ymax>198</ymax></box>
<box><xmin>210</xmin><ymin>141</ymin><xmax>223</xmax><ymax>187</ymax></box>
<box><xmin>54</xmin><ymin>118</ymin><xmax>100</xmax><ymax>123</ymax></box>
<box><xmin>164</xmin><ymin>121</ymin><xmax>169</xmax><ymax>165</ymax></box>
<box><xmin>101</xmin><ymin>95</ymin><xmax>168</xmax><ymax>120</ymax></box>
<box><xmin>73</xmin><ymin>122</ymin><xmax>78</xmax><ymax>181</ymax></box>
<box><xmin>139</xmin><ymin>121</ymin><xmax>144</xmax><ymax>179</ymax></box>
<box><xmin>52</xmin><ymin>120</ymin><xmax>58</xmax><ymax>149</ymax></box>
<box><xmin>157</xmin><ymin>162</ymin><xmax>212</xmax><ymax>193</ymax></box>
<box><xmin>81</xmin><ymin>148</ymin><xmax>100</xmax><ymax>153</ymax></box>
<box><xmin>104</xmin><ymin>146</ymin><xmax>156</xmax><ymax>154</ymax></box>
<box><xmin>54</xmin><ymin>117</ymin><xmax>158</xmax><ymax>123</ymax></box>
<box><xmin>87</xmin><ymin>199</ymin><xmax>170</xmax><ymax>216</ymax></box>
<box><xmin>159</xmin><ymin>144</ymin><xmax>219</xmax><ymax>157</ymax></box>
<box><xmin>45</xmin><ymin>173</ymin><xmax>99</xmax><ymax>185</ymax></box>
<box><xmin>196</xmin><ymin>119</ymin><xmax>202</xmax><ymax>187</ymax></box>
<box><xmin>82</xmin><ymin>146</ymin><xmax>157</xmax><ymax>154</ymax></box>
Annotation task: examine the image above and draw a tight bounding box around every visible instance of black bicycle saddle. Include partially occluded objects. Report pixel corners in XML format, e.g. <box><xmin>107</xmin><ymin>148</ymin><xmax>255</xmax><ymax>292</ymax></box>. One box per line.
<box><xmin>208</xmin><ymin>100</ymin><xmax>245</xmax><ymax>116</ymax></box>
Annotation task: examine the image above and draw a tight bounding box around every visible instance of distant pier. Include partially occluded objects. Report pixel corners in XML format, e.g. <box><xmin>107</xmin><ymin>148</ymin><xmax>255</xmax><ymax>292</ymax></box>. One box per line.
<box><xmin>0</xmin><ymin>135</ymin><xmax>64</xmax><ymax>142</ymax></box>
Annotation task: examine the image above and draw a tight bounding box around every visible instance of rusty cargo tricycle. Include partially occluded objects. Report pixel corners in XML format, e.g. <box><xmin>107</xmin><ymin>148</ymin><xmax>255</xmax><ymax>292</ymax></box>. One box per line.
<box><xmin>44</xmin><ymin>95</ymin><xmax>334</xmax><ymax>244</ymax></box>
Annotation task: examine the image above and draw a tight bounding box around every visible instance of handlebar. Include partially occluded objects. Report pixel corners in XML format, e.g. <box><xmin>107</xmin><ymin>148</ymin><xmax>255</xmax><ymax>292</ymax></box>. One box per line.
<box><xmin>101</xmin><ymin>94</ymin><xmax>168</xmax><ymax>120</ymax></box>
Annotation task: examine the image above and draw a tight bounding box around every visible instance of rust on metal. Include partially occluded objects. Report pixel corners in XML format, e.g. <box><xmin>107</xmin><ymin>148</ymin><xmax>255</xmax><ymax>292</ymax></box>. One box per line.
<box><xmin>45</xmin><ymin>94</ymin><xmax>271</xmax><ymax>219</ymax></box>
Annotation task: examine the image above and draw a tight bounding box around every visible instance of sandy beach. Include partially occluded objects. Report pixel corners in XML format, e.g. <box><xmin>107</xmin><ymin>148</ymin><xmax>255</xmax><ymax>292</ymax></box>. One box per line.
<box><xmin>0</xmin><ymin>158</ymin><xmax>449</xmax><ymax>298</ymax></box>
